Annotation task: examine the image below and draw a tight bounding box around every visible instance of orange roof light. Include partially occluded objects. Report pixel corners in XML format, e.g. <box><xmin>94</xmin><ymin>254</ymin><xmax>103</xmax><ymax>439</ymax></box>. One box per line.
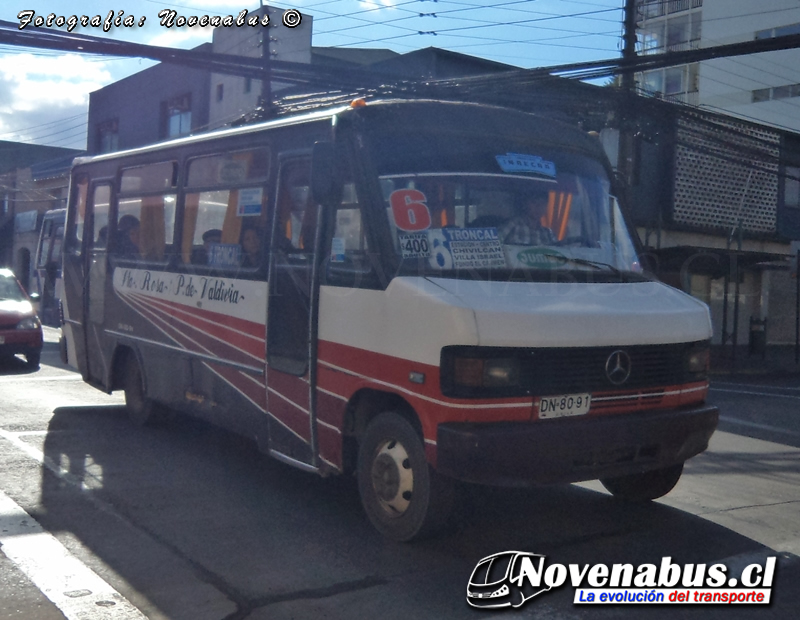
<box><xmin>350</xmin><ymin>98</ymin><xmax>367</xmax><ymax>108</ymax></box>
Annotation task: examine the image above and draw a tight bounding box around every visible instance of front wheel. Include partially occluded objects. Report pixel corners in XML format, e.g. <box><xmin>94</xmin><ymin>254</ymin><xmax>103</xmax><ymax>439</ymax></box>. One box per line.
<box><xmin>357</xmin><ymin>412</ymin><xmax>454</xmax><ymax>541</ymax></box>
<box><xmin>600</xmin><ymin>463</ymin><xmax>684</xmax><ymax>502</ymax></box>
<box><xmin>26</xmin><ymin>350</ymin><xmax>41</xmax><ymax>368</ymax></box>
<box><xmin>123</xmin><ymin>356</ymin><xmax>159</xmax><ymax>426</ymax></box>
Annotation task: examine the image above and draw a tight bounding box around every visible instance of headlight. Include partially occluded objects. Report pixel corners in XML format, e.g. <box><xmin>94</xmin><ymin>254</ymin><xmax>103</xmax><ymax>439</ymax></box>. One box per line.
<box><xmin>453</xmin><ymin>357</ymin><xmax>520</xmax><ymax>388</ymax></box>
<box><xmin>17</xmin><ymin>316</ymin><xmax>41</xmax><ymax>330</ymax></box>
<box><xmin>686</xmin><ymin>347</ymin><xmax>710</xmax><ymax>374</ymax></box>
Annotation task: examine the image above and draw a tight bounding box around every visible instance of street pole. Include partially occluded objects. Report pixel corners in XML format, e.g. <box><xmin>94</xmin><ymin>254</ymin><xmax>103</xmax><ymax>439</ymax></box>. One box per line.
<box><xmin>259</xmin><ymin>1</ymin><xmax>272</xmax><ymax>117</ymax></box>
<box><xmin>621</xmin><ymin>0</ymin><xmax>638</xmax><ymax>93</ymax></box>
<box><xmin>617</xmin><ymin>0</ymin><xmax>638</xmax><ymax>186</ymax></box>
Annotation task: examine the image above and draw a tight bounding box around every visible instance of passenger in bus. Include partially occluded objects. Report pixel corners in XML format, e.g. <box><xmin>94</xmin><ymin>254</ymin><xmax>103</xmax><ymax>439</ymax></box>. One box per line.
<box><xmin>116</xmin><ymin>215</ymin><xmax>141</xmax><ymax>258</ymax></box>
<box><xmin>96</xmin><ymin>226</ymin><xmax>108</xmax><ymax>247</ymax></box>
<box><xmin>191</xmin><ymin>228</ymin><xmax>222</xmax><ymax>265</ymax></box>
<box><xmin>498</xmin><ymin>189</ymin><xmax>556</xmax><ymax>246</ymax></box>
<box><xmin>240</xmin><ymin>227</ymin><xmax>262</xmax><ymax>268</ymax></box>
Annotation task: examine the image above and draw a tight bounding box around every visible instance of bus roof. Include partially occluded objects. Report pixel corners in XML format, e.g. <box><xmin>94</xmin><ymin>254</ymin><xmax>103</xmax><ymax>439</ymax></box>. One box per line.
<box><xmin>72</xmin><ymin>98</ymin><xmax>604</xmax><ymax>168</ymax></box>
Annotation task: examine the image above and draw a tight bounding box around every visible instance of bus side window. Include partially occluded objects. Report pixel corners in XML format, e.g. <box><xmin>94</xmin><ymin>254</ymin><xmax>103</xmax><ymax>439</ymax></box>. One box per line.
<box><xmin>115</xmin><ymin>162</ymin><xmax>178</xmax><ymax>261</ymax></box>
<box><xmin>275</xmin><ymin>160</ymin><xmax>315</xmax><ymax>253</ymax></box>
<box><xmin>113</xmin><ymin>195</ymin><xmax>177</xmax><ymax>261</ymax></box>
<box><xmin>91</xmin><ymin>186</ymin><xmax>110</xmax><ymax>250</ymax></box>
<box><xmin>66</xmin><ymin>177</ymin><xmax>89</xmax><ymax>256</ymax></box>
<box><xmin>183</xmin><ymin>190</ymin><xmax>230</xmax><ymax>265</ymax></box>
<box><xmin>182</xmin><ymin>148</ymin><xmax>271</xmax><ymax>270</ymax></box>
<box><xmin>330</xmin><ymin>182</ymin><xmax>368</xmax><ymax>259</ymax></box>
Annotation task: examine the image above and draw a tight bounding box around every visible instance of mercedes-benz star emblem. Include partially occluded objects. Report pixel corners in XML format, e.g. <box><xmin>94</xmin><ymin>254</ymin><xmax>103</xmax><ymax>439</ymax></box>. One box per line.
<box><xmin>605</xmin><ymin>350</ymin><xmax>631</xmax><ymax>385</ymax></box>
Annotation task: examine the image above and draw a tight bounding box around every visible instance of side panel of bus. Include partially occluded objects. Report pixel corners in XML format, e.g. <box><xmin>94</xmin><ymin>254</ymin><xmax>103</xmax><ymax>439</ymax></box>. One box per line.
<box><xmin>63</xmin><ymin>120</ymin><xmax>340</xmax><ymax>472</ymax></box>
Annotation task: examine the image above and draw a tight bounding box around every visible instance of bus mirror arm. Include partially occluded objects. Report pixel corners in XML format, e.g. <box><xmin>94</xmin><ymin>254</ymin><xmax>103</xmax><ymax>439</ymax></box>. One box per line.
<box><xmin>311</xmin><ymin>141</ymin><xmax>344</xmax><ymax>207</ymax></box>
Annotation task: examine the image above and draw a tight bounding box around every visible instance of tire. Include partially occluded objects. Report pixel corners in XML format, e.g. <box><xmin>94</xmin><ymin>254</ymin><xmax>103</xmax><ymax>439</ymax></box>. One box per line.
<box><xmin>600</xmin><ymin>463</ymin><xmax>684</xmax><ymax>502</ymax></box>
<box><xmin>357</xmin><ymin>412</ymin><xmax>454</xmax><ymax>542</ymax></box>
<box><xmin>123</xmin><ymin>356</ymin><xmax>158</xmax><ymax>426</ymax></box>
<box><xmin>26</xmin><ymin>350</ymin><xmax>41</xmax><ymax>368</ymax></box>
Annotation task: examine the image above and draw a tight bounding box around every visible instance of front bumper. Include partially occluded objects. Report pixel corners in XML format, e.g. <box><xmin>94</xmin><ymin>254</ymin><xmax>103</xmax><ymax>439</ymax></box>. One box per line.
<box><xmin>436</xmin><ymin>404</ymin><xmax>719</xmax><ymax>486</ymax></box>
<box><xmin>0</xmin><ymin>328</ymin><xmax>43</xmax><ymax>358</ymax></box>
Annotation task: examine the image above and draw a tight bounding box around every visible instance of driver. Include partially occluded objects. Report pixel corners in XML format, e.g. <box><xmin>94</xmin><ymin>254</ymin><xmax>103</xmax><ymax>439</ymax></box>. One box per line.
<box><xmin>499</xmin><ymin>188</ymin><xmax>556</xmax><ymax>245</ymax></box>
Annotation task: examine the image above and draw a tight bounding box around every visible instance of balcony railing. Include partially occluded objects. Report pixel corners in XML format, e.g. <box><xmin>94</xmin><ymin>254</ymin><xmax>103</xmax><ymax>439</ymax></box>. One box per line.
<box><xmin>637</xmin><ymin>0</ymin><xmax>701</xmax><ymax>19</ymax></box>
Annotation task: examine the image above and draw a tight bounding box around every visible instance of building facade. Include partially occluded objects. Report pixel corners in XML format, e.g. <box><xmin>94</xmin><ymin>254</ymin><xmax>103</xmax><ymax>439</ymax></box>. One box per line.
<box><xmin>87</xmin><ymin>43</ymin><xmax>212</xmax><ymax>154</ymax></box>
<box><xmin>208</xmin><ymin>5</ymin><xmax>313</xmax><ymax>130</ymax></box>
<box><xmin>636</xmin><ymin>0</ymin><xmax>800</xmax><ymax>133</ymax></box>
<box><xmin>0</xmin><ymin>146</ymin><xmax>81</xmax><ymax>295</ymax></box>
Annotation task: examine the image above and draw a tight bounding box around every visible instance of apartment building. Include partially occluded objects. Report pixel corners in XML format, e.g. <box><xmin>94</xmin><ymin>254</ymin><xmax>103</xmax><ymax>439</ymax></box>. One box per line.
<box><xmin>636</xmin><ymin>0</ymin><xmax>800</xmax><ymax>133</ymax></box>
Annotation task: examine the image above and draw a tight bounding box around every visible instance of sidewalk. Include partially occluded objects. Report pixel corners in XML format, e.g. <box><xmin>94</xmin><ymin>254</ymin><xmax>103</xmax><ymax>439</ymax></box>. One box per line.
<box><xmin>710</xmin><ymin>344</ymin><xmax>800</xmax><ymax>377</ymax></box>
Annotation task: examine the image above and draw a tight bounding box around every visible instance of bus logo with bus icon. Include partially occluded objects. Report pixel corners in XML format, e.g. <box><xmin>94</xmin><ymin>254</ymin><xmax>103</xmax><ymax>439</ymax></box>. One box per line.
<box><xmin>467</xmin><ymin>551</ymin><xmax>552</xmax><ymax>609</ymax></box>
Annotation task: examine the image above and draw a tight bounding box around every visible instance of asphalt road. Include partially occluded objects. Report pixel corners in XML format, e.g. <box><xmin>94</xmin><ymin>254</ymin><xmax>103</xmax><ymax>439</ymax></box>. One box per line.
<box><xmin>1</xmin><ymin>332</ymin><xmax>799</xmax><ymax>619</ymax></box>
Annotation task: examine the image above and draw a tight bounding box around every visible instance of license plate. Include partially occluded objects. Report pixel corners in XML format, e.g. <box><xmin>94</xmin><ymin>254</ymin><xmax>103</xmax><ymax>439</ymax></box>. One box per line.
<box><xmin>538</xmin><ymin>393</ymin><xmax>591</xmax><ymax>419</ymax></box>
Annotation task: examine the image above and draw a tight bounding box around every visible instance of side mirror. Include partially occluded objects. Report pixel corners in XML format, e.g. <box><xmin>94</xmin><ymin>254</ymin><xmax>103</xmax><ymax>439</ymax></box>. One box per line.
<box><xmin>28</xmin><ymin>291</ymin><xmax>41</xmax><ymax>312</ymax></box>
<box><xmin>311</xmin><ymin>141</ymin><xmax>344</xmax><ymax>207</ymax></box>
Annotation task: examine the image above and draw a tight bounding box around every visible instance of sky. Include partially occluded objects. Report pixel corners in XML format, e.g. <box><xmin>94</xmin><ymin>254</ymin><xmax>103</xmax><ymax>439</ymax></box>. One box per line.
<box><xmin>0</xmin><ymin>0</ymin><xmax>626</xmax><ymax>151</ymax></box>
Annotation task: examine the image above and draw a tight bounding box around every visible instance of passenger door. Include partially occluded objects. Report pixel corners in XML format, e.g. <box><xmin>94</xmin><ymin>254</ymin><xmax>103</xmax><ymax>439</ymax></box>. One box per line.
<box><xmin>265</xmin><ymin>156</ymin><xmax>322</xmax><ymax>469</ymax></box>
<box><xmin>84</xmin><ymin>183</ymin><xmax>112</xmax><ymax>385</ymax></box>
<box><xmin>61</xmin><ymin>178</ymin><xmax>89</xmax><ymax>374</ymax></box>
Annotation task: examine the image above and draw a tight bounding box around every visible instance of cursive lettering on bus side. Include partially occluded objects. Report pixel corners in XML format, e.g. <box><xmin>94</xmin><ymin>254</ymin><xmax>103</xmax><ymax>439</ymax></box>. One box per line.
<box><xmin>200</xmin><ymin>278</ymin><xmax>241</xmax><ymax>304</ymax></box>
<box><xmin>140</xmin><ymin>271</ymin><xmax>168</xmax><ymax>294</ymax></box>
<box><xmin>173</xmin><ymin>274</ymin><xmax>197</xmax><ymax>298</ymax></box>
<box><xmin>121</xmin><ymin>270</ymin><xmax>138</xmax><ymax>290</ymax></box>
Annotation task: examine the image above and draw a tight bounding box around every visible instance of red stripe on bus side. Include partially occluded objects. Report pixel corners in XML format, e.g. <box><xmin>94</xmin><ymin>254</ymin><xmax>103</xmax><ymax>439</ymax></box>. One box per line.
<box><xmin>128</xmin><ymin>292</ymin><xmax>264</xmax><ymax>364</ymax></box>
<box><xmin>268</xmin><ymin>370</ymin><xmax>310</xmax><ymax>412</ymax></box>
<box><xmin>139</xmin><ymin>294</ymin><xmax>266</xmax><ymax>358</ymax></box>
<box><xmin>204</xmin><ymin>362</ymin><xmax>267</xmax><ymax>411</ymax></box>
<box><xmin>131</xmin><ymin>290</ymin><xmax>265</xmax><ymax>338</ymax></box>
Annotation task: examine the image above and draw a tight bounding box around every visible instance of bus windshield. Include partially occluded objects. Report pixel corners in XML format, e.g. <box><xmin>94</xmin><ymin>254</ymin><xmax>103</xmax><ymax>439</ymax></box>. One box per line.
<box><xmin>372</xmin><ymin>133</ymin><xmax>640</xmax><ymax>277</ymax></box>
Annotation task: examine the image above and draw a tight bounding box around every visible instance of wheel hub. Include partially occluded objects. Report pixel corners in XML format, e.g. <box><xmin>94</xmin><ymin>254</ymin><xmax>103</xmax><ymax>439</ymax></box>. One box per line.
<box><xmin>371</xmin><ymin>439</ymin><xmax>414</xmax><ymax>516</ymax></box>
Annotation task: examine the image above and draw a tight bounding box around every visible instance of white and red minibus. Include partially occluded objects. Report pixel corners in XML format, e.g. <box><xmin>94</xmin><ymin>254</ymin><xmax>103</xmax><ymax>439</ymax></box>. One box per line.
<box><xmin>62</xmin><ymin>99</ymin><xmax>718</xmax><ymax>540</ymax></box>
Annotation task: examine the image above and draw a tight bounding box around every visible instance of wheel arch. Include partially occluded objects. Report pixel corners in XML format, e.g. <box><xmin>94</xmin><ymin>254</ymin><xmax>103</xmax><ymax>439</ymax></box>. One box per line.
<box><xmin>340</xmin><ymin>388</ymin><xmax>422</xmax><ymax>475</ymax></box>
<box><xmin>109</xmin><ymin>343</ymin><xmax>141</xmax><ymax>392</ymax></box>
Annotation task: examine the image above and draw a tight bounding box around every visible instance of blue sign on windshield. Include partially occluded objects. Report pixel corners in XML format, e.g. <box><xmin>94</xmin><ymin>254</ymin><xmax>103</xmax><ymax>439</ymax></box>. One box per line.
<box><xmin>495</xmin><ymin>153</ymin><xmax>556</xmax><ymax>177</ymax></box>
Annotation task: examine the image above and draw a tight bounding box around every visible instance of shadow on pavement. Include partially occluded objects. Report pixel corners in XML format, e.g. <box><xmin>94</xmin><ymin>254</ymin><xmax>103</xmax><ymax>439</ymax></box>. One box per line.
<box><xmin>30</xmin><ymin>404</ymin><xmax>799</xmax><ymax>620</ymax></box>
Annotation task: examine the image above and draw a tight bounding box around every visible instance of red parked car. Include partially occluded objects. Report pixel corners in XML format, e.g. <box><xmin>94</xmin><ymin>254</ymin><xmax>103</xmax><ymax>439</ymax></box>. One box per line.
<box><xmin>0</xmin><ymin>268</ymin><xmax>43</xmax><ymax>367</ymax></box>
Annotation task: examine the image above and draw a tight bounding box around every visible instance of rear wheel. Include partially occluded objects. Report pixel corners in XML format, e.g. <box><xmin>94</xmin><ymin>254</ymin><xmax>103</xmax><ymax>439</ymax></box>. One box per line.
<box><xmin>123</xmin><ymin>356</ymin><xmax>158</xmax><ymax>426</ymax></box>
<box><xmin>600</xmin><ymin>463</ymin><xmax>684</xmax><ymax>502</ymax></box>
<box><xmin>358</xmin><ymin>412</ymin><xmax>454</xmax><ymax>541</ymax></box>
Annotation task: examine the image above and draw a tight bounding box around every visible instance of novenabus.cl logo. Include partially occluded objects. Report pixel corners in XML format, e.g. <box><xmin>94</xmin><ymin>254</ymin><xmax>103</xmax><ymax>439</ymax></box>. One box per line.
<box><xmin>467</xmin><ymin>552</ymin><xmax>776</xmax><ymax>609</ymax></box>
<box><xmin>466</xmin><ymin>551</ymin><xmax>552</xmax><ymax>609</ymax></box>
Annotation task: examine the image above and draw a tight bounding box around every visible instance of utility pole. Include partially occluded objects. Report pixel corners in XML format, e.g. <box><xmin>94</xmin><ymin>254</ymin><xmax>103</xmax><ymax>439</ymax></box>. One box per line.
<box><xmin>617</xmin><ymin>0</ymin><xmax>638</xmax><ymax>188</ymax></box>
<box><xmin>259</xmin><ymin>1</ymin><xmax>272</xmax><ymax>117</ymax></box>
<box><xmin>621</xmin><ymin>0</ymin><xmax>638</xmax><ymax>92</ymax></box>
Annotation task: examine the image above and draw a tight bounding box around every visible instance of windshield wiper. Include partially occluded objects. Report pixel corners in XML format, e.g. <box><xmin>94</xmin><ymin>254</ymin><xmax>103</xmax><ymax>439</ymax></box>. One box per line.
<box><xmin>557</xmin><ymin>255</ymin><xmax>621</xmax><ymax>274</ymax></box>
